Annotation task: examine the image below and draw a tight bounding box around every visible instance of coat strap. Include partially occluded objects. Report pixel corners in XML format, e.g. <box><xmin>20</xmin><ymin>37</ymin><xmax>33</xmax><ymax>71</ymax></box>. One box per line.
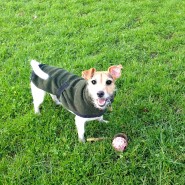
<box><xmin>56</xmin><ymin>82</ymin><xmax>69</xmax><ymax>98</ymax></box>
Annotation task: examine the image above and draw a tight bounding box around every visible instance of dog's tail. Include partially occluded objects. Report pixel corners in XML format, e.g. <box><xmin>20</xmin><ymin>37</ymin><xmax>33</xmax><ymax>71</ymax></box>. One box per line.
<box><xmin>31</xmin><ymin>60</ymin><xmax>49</xmax><ymax>80</ymax></box>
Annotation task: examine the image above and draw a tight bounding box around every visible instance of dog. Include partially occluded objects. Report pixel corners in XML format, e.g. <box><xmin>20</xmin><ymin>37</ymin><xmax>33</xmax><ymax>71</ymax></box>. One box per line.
<box><xmin>30</xmin><ymin>60</ymin><xmax>122</xmax><ymax>142</ymax></box>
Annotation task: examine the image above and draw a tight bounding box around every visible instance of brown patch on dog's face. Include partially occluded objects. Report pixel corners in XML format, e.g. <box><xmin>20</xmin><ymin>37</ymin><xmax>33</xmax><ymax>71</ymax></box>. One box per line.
<box><xmin>90</xmin><ymin>72</ymin><xmax>115</xmax><ymax>95</ymax></box>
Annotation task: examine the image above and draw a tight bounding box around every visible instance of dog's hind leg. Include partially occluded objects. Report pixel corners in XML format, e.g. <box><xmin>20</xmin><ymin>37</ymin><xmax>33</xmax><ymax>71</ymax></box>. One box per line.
<box><xmin>50</xmin><ymin>94</ymin><xmax>62</xmax><ymax>105</ymax></box>
<box><xmin>31</xmin><ymin>82</ymin><xmax>46</xmax><ymax>114</ymax></box>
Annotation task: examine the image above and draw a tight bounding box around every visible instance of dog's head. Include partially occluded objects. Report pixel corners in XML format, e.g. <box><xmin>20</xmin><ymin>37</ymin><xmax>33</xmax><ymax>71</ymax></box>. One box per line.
<box><xmin>82</xmin><ymin>65</ymin><xmax>123</xmax><ymax>110</ymax></box>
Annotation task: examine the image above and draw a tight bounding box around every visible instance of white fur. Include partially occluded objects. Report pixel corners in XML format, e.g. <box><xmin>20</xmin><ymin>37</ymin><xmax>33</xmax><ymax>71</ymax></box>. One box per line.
<box><xmin>31</xmin><ymin>60</ymin><xmax>49</xmax><ymax>80</ymax></box>
<box><xmin>30</xmin><ymin>60</ymin><xmax>110</xmax><ymax>142</ymax></box>
<box><xmin>75</xmin><ymin>116</ymin><xmax>108</xmax><ymax>142</ymax></box>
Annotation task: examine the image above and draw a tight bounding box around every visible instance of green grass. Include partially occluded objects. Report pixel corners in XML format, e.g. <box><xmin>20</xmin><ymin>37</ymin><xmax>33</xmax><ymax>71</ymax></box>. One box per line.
<box><xmin>0</xmin><ymin>0</ymin><xmax>184</xmax><ymax>184</ymax></box>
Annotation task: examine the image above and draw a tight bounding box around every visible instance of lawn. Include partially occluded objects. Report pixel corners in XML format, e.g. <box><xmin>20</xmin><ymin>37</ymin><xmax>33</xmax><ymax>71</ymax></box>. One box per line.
<box><xmin>0</xmin><ymin>0</ymin><xmax>184</xmax><ymax>184</ymax></box>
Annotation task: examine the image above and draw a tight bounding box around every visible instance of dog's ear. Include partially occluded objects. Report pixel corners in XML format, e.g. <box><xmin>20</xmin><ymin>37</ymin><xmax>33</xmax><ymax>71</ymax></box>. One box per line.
<box><xmin>82</xmin><ymin>68</ymin><xmax>96</xmax><ymax>80</ymax></box>
<box><xmin>108</xmin><ymin>65</ymin><xmax>123</xmax><ymax>79</ymax></box>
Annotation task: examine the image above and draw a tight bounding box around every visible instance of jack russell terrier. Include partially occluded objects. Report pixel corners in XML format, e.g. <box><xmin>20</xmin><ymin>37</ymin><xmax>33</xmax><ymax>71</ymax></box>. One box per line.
<box><xmin>30</xmin><ymin>60</ymin><xmax>122</xmax><ymax>142</ymax></box>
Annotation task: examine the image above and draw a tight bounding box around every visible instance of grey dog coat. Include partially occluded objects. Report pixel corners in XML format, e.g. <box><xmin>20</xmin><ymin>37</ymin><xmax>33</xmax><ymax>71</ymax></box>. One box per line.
<box><xmin>31</xmin><ymin>64</ymin><xmax>107</xmax><ymax>118</ymax></box>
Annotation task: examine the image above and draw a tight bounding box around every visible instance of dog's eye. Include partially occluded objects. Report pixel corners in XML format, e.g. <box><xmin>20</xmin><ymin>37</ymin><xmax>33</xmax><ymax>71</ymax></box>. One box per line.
<box><xmin>91</xmin><ymin>80</ymin><xmax>97</xmax><ymax>85</ymax></box>
<box><xmin>106</xmin><ymin>80</ymin><xmax>112</xmax><ymax>85</ymax></box>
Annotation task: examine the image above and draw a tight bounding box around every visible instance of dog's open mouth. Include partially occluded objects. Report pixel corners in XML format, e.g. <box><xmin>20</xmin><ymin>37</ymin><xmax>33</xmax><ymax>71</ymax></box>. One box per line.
<box><xmin>96</xmin><ymin>96</ymin><xmax>113</xmax><ymax>109</ymax></box>
<box><xmin>97</xmin><ymin>98</ymin><xmax>107</xmax><ymax>107</ymax></box>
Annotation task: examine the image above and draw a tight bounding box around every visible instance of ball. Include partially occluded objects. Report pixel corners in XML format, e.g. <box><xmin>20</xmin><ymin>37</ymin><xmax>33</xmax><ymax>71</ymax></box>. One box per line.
<box><xmin>112</xmin><ymin>133</ymin><xmax>128</xmax><ymax>152</ymax></box>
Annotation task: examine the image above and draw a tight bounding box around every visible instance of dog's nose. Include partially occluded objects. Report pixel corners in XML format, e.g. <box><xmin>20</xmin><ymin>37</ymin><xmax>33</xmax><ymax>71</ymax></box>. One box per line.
<box><xmin>97</xmin><ymin>91</ymin><xmax>105</xmax><ymax>98</ymax></box>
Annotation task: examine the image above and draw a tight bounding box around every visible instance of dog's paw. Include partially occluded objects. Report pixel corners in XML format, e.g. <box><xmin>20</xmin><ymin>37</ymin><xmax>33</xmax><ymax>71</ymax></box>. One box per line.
<box><xmin>55</xmin><ymin>102</ymin><xmax>62</xmax><ymax>106</ymax></box>
<box><xmin>102</xmin><ymin>120</ymin><xmax>109</xmax><ymax>123</ymax></box>
<box><xmin>98</xmin><ymin>118</ymin><xmax>109</xmax><ymax>123</ymax></box>
<box><xmin>78</xmin><ymin>138</ymin><xmax>86</xmax><ymax>143</ymax></box>
<box><xmin>34</xmin><ymin>110</ymin><xmax>41</xmax><ymax>115</ymax></box>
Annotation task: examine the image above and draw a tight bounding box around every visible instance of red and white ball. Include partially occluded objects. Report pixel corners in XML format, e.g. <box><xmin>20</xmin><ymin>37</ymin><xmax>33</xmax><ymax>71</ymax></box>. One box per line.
<box><xmin>112</xmin><ymin>134</ymin><xmax>128</xmax><ymax>152</ymax></box>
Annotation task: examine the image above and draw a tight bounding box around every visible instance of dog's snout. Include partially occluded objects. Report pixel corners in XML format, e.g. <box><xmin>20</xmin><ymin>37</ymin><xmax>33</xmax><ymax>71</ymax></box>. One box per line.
<box><xmin>97</xmin><ymin>91</ymin><xmax>105</xmax><ymax>98</ymax></box>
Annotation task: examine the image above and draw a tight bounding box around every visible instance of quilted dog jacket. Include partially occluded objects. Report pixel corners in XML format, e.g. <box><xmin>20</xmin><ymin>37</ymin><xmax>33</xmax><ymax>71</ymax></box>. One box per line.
<box><xmin>31</xmin><ymin>64</ymin><xmax>106</xmax><ymax>118</ymax></box>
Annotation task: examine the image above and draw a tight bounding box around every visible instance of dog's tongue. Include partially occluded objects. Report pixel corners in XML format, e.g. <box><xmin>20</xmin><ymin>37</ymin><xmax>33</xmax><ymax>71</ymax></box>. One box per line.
<box><xmin>98</xmin><ymin>98</ymin><xmax>106</xmax><ymax>106</ymax></box>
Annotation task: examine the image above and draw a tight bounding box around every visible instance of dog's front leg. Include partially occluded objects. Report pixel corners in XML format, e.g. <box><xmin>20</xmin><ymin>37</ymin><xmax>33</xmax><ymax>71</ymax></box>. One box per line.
<box><xmin>75</xmin><ymin>116</ymin><xmax>86</xmax><ymax>142</ymax></box>
<box><xmin>98</xmin><ymin>116</ymin><xmax>109</xmax><ymax>123</ymax></box>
